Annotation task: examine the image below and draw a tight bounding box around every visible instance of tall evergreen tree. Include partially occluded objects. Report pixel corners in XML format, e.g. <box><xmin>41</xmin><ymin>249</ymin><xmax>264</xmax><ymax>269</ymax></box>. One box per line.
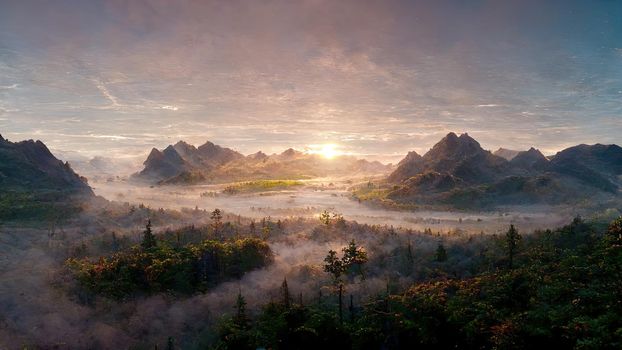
<box><xmin>506</xmin><ymin>224</ymin><xmax>521</xmax><ymax>269</ymax></box>
<box><xmin>211</xmin><ymin>208</ymin><xmax>223</xmax><ymax>236</ymax></box>
<box><xmin>141</xmin><ymin>219</ymin><xmax>157</xmax><ymax>250</ymax></box>
<box><xmin>234</xmin><ymin>291</ymin><xmax>250</xmax><ymax>329</ymax></box>
<box><xmin>435</xmin><ymin>242</ymin><xmax>447</xmax><ymax>262</ymax></box>
<box><xmin>280</xmin><ymin>277</ymin><xmax>291</xmax><ymax>309</ymax></box>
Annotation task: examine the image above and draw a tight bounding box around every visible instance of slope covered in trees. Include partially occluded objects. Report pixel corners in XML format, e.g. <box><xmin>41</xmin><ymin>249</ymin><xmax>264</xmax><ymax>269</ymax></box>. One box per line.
<box><xmin>0</xmin><ymin>136</ymin><xmax>94</xmax><ymax>221</ymax></box>
<box><xmin>215</xmin><ymin>217</ymin><xmax>622</xmax><ymax>350</ymax></box>
<box><xmin>68</xmin><ymin>221</ymin><xmax>273</xmax><ymax>299</ymax></box>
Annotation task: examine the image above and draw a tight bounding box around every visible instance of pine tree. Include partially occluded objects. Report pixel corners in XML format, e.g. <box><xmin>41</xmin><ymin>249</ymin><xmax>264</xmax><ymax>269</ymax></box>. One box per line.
<box><xmin>249</xmin><ymin>220</ymin><xmax>256</xmax><ymax>235</ymax></box>
<box><xmin>435</xmin><ymin>242</ymin><xmax>447</xmax><ymax>262</ymax></box>
<box><xmin>280</xmin><ymin>277</ymin><xmax>291</xmax><ymax>309</ymax></box>
<box><xmin>211</xmin><ymin>209</ymin><xmax>223</xmax><ymax>236</ymax></box>
<box><xmin>234</xmin><ymin>291</ymin><xmax>250</xmax><ymax>329</ymax></box>
<box><xmin>262</xmin><ymin>225</ymin><xmax>271</xmax><ymax>240</ymax></box>
<box><xmin>141</xmin><ymin>219</ymin><xmax>157</xmax><ymax>250</ymax></box>
<box><xmin>111</xmin><ymin>231</ymin><xmax>119</xmax><ymax>251</ymax></box>
<box><xmin>506</xmin><ymin>224</ymin><xmax>521</xmax><ymax>269</ymax></box>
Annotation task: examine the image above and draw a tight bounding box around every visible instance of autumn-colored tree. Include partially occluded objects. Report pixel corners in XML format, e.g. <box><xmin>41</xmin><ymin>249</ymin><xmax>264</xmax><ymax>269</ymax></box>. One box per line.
<box><xmin>319</xmin><ymin>210</ymin><xmax>331</xmax><ymax>226</ymax></box>
<box><xmin>606</xmin><ymin>217</ymin><xmax>622</xmax><ymax>246</ymax></box>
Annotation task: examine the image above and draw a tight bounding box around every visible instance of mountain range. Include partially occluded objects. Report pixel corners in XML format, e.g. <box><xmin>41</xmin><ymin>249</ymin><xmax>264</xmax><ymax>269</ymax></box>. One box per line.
<box><xmin>382</xmin><ymin>132</ymin><xmax>622</xmax><ymax>209</ymax></box>
<box><xmin>132</xmin><ymin>140</ymin><xmax>392</xmax><ymax>184</ymax></box>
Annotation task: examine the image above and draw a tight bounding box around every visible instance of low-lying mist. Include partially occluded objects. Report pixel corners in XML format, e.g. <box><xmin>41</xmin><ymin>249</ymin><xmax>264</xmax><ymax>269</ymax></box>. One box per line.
<box><xmin>0</xmin><ymin>176</ymin><xmax>596</xmax><ymax>348</ymax></box>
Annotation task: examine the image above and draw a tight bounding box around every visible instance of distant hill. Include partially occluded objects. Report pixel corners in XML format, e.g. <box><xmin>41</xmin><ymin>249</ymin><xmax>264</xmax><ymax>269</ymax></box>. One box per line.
<box><xmin>388</xmin><ymin>132</ymin><xmax>510</xmax><ymax>184</ymax></box>
<box><xmin>0</xmin><ymin>135</ymin><xmax>93</xmax><ymax>196</ymax></box>
<box><xmin>371</xmin><ymin>133</ymin><xmax>622</xmax><ymax>209</ymax></box>
<box><xmin>132</xmin><ymin>141</ymin><xmax>392</xmax><ymax>184</ymax></box>
<box><xmin>0</xmin><ymin>135</ymin><xmax>94</xmax><ymax>220</ymax></box>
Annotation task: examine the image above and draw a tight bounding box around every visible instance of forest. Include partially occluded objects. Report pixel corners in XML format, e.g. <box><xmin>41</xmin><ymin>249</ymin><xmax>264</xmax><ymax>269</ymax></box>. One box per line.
<box><xmin>58</xmin><ymin>203</ymin><xmax>622</xmax><ymax>349</ymax></box>
<box><xmin>213</xmin><ymin>217</ymin><xmax>622</xmax><ymax>350</ymax></box>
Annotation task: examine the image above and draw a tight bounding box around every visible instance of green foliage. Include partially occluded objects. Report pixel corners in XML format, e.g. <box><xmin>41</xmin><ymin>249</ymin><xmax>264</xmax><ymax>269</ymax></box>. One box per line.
<box><xmin>217</xmin><ymin>217</ymin><xmax>622</xmax><ymax>350</ymax></box>
<box><xmin>67</xmin><ymin>237</ymin><xmax>273</xmax><ymax>299</ymax></box>
<box><xmin>341</xmin><ymin>240</ymin><xmax>368</xmax><ymax>278</ymax></box>
<box><xmin>140</xmin><ymin>220</ymin><xmax>157</xmax><ymax>250</ymax></box>
<box><xmin>0</xmin><ymin>191</ymin><xmax>83</xmax><ymax>223</ymax></box>
<box><xmin>323</xmin><ymin>240</ymin><xmax>368</xmax><ymax>282</ymax></box>
<box><xmin>223</xmin><ymin>180</ymin><xmax>303</xmax><ymax>194</ymax></box>
<box><xmin>323</xmin><ymin>250</ymin><xmax>343</xmax><ymax>282</ymax></box>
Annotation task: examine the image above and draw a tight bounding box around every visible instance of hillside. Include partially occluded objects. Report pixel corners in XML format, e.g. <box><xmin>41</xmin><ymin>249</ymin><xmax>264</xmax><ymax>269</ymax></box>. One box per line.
<box><xmin>361</xmin><ymin>133</ymin><xmax>622</xmax><ymax>210</ymax></box>
<box><xmin>0</xmin><ymin>135</ymin><xmax>92</xmax><ymax>195</ymax></box>
<box><xmin>0</xmin><ymin>135</ymin><xmax>94</xmax><ymax>220</ymax></box>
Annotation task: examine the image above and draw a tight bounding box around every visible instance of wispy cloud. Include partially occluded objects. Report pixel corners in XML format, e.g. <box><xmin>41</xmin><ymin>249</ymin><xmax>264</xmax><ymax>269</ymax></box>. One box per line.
<box><xmin>0</xmin><ymin>0</ymin><xmax>620</xmax><ymax>159</ymax></box>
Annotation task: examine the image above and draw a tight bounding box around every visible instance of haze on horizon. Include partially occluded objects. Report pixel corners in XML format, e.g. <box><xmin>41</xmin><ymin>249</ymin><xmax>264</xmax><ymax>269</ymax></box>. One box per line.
<box><xmin>0</xmin><ymin>0</ymin><xmax>621</xmax><ymax>162</ymax></box>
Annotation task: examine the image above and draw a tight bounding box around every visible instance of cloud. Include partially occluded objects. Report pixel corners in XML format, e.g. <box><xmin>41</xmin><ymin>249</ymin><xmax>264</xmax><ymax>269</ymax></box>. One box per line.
<box><xmin>0</xmin><ymin>0</ymin><xmax>620</xmax><ymax>159</ymax></box>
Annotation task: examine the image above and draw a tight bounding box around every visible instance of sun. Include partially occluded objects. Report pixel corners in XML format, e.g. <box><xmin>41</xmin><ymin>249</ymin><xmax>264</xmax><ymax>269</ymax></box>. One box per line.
<box><xmin>319</xmin><ymin>144</ymin><xmax>338</xmax><ymax>159</ymax></box>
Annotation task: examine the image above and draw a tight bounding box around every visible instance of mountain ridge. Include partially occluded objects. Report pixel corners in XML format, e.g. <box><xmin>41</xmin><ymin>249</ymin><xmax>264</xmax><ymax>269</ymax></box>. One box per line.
<box><xmin>373</xmin><ymin>132</ymin><xmax>622</xmax><ymax>209</ymax></box>
<box><xmin>132</xmin><ymin>140</ymin><xmax>392</xmax><ymax>184</ymax></box>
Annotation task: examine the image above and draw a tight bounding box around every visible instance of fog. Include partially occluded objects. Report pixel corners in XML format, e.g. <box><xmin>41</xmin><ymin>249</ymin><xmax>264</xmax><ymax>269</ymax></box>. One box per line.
<box><xmin>93</xmin><ymin>178</ymin><xmax>572</xmax><ymax>235</ymax></box>
<box><xmin>0</xmin><ymin>177</ymin><xmax>580</xmax><ymax>348</ymax></box>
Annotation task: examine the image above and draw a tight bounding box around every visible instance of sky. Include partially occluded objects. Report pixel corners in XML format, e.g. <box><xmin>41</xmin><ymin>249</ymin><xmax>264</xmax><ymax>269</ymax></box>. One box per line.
<box><xmin>0</xmin><ymin>0</ymin><xmax>621</xmax><ymax>162</ymax></box>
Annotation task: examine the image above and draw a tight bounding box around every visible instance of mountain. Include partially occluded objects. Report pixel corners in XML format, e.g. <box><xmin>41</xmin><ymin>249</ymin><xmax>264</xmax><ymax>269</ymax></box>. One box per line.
<box><xmin>0</xmin><ymin>135</ymin><xmax>93</xmax><ymax>196</ymax></box>
<box><xmin>196</xmin><ymin>141</ymin><xmax>244</xmax><ymax>166</ymax></box>
<box><xmin>509</xmin><ymin>147</ymin><xmax>549</xmax><ymax>171</ymax></box>
<box><xmin>376</xmin><ymin>133</ymin><xmax>622</xmax><ymax>210</ymax></box>
<box><xmin>136</xmin><ymin>146</ymin><xmax>193</xmax><ymax>182</ymax></box>
<box><xmin>388</xmin><ymin>132</ymin><xmax>509</xmax><ymax>184</ymax></box>
<box><xmin>493</xmin><ymin>148</ymin><xmax>520</xmax><ymax>160</ymax></box>
<box><xmin>133</xmin><ymin>140</ymin><xmax>392</xmax><ymax>184</ymax></box>
<box><xmin>248</xmin><ymin>151</ymin><xmax>268</xmax><ymax>161</ymax></box>
<box><xmin>132</xmin><ymin>140</ymin><xmax>245</xmax><ymax>183</ymax></box>
<box><xmin>549</xmin><ymin>144</ymin><xmax>622</xmax><ymax>192</ymax></box>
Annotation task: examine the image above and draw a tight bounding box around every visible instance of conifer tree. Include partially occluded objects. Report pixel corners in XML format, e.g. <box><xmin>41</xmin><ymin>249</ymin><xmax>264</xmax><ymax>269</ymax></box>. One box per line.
<box><xmin>506</xmin><ymin>224</ymin><xmax>521</xmax><ymax>269</ymax></box>
<box><xmin>234</xmin><ymin>291</ymin><xmax>250</xmax><ymax>329</ymax></box>
<box><xmin>435</xmin><ymin>242</ymin><xmax>447</xmax><ymax>262</ymax></box>
<box><xmin>141</xmin><ymin>219</ymin><xmax>157</xmax><ymax>250</ymax></box>
<box><xmin>280</xmin><ymin>277</ymin><xmax>291</xmax><ymax>309</ymax></box>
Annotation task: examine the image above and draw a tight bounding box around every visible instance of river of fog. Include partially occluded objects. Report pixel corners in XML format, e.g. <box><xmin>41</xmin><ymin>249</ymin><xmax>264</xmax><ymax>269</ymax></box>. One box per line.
<box><xmin>92</xmin><ymin>178</ymin><xmax>571</xmax><ymax>235</ymax></box>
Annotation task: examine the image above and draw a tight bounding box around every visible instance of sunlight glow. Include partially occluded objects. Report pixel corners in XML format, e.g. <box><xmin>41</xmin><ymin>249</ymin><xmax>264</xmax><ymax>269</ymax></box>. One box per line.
<box><xmin>319</xmin><ymin>144</ymin><xmax>338</xmax><ymax>159</ymax></box>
